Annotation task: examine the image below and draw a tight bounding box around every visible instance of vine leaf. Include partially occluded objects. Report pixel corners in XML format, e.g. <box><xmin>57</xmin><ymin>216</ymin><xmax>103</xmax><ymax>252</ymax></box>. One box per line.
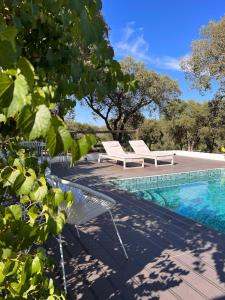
<box><xmin>0</xmin><ymin>73</ymin><xmax>14</xmax><ymax>107</ymax></box>
<box><xmin>29</xmin><ymin>105</ymin><xmax>51</xmax><ymax>140</ymax></box>
<box><xmin>7</xmin><ymin>74</ymin><xmax>29</xmax><ymax>117</ymax></box>
<box><xmin>0</xmin><ymin>27</ymin><xmax>17</xmax><ymax>68</ymax></box>
<box><xmin>18</xmin><ymin>57</ymin><xmax>35</xmax><ymax>89</ymax></box>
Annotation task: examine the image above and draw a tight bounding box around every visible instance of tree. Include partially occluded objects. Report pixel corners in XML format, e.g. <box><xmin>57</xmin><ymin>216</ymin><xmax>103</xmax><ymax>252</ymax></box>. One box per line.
<box><xmin>140</xmin><ymin>120</ymin><xmax>163</xmax><ymax>150</ymax></box>
<box><xmin>0</xmin><ymin>0</ymin><xmax>117</xmax><ymax>298</ymax></box>
<box><xmin>65</xmin><ymin>120</ymin><xmax>99</xmax><ymax>133</ymax></box>
<box><xmin>139</xmin><ymin>97</ymin><xmax>225</xmax><ymax>153</ymax></box>
<box><xmin>83</xmin><ymin>57</ymin><xmax>180</xmax><ymax>142</ymax></box>
<box><xmin>162</xmin><ymin>100</ymin><xmax>208</xmax><ymax>151</ymax></box>
<box><xmin>181</xmin><ymin>16</ymin><xmax>225</xmax><ymax>94</ymax></box>
<box><xmin>0</xmin><ymin>0</ymin><xmax>121</xmax><ymax>118</ymax></box>
<box><xmin>200</xmin><ymin>94</ymin><xmax>225</xmax><ymax>152</ymax></box>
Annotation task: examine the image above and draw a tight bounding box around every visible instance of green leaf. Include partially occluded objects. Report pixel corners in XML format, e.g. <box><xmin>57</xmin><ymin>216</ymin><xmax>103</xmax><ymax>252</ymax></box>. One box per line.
<box><xmin>3</xmin><ymin>260</ymin><xmax>14</xmax><ymax>276</ymax></box>
<box><xmin>1</xmin><ymin>166</ymin><xmax>12</xmax><ymax>179</ymax></box>
<box><xmin>0</xmin><ymin>26</ymin><xmax>16</xmax><ymax>51</ymax></box>
<box><xmin>7</xmin><ymin>74</ymin><xmax>29</xmax><ymax>117</ymax></box>
<box><xmin>0</xmin><ymin>113</ymin><xmax>6</xmax><ymax>123</ymax></box>
<box><xmin>47</xmin><ymin>116</ymin><xmax>72</xmax><ymax>156</ymax></box>
<box><xmin>2</xmin><ymin>167</ymin><xmax>21</xmax><ymax>187</ymax></box>
<box><xmin>76</xmin><ymin>134</ymin><xmax>96</xmax><ymax>158</ymax></box>
<box><xmin>0</xmin><ymin>27</ymin><xmax>17</xmax><ymax>68</ymax></box>
<box><xmin>17</xmin><ymin>176</ymin><xmax>34</xmax><ymax>195</ymax></box>
<box><xmin>29</xmin><ymin>105</ymin><xmax>51</xmax><ymax>140</ymax></box>
<box><xmin>69</xmin><ymin>0</ymin><xmax>83</xmax><ymax>12</ymax></box>
<box><xmin>80</xmin><ymin>8</ymin><xmax>92</xmax><ymax>45</ymax></box>
<box><xmin>37</xmin><ymin>247</ymin><xmax>47</xmax><ymax>261</ymax></box>
<box><xmin>48</xmin><ymin>278</ymin><xmax>54</xmax><ymax>295</ymax></box>
<box><xmin>28</xmin><ymin>205</ymin><xmax>39</xmax><ymax>225</ymax></box>
<box><xmin>85</xmin><ymin>134</ymin><xmax>97</xmax><ymax>149</ymax></box>
<box><xmin>58</xmin><ymin>126</ymin><xmax>73</xmax><ymax>151</ymax></box>
<box><xmin>8</xmin><ymin>204</ymin><xmax>22</xmax><ymax>220</ymax></box>
<box><xmin>18</xmin><ymin>57</ymin><xmax>35</xmax><ymax>89</ymax></box>
<box><xmin>0</xmin><ymin>73</ymin><xmax>14</xmax><ymax>108</ymax></box>
<box><xmin>2</xmin><ymin>248</ymin><xmax>13</xmax><ymax>259</ymax></box>
<box><xmin>0</xmin><ymin>73</ymin><xmax>13</xmax><ymax>97</ymax></box>
<box><xmin>16</xmin><ymin>172</ymin><xmax>35</xmax><ymax>195</ymax></box>
<box><xmin>12</xmin><ymin>158</ymin><xmax>24</xmax><ymax>172</ymax></box>
<box><xmin>47</xmin><ymin>125</ymin><xmax>63</xmax><ymax>156</ymax></box>
<box><xmin>22</xmin><ymin>284</ymin><xmax>37</xmax><ymax>298</ymax></box>
<box><xmin>0</xmin><ymin>262</ymin><xmax>5</xmax><ymax>283</ymax></box>
<box><xmin>9</xmin><ymin>281</ymin><xmax>21</xmax><ymax>295</ymax></box>
<box><xmin>20</xmin><ymin>195</ymin><xmax>30</xmax><ymax>205</ymax></box>
<box><xmin>53</xmin><ymin>188</ymin><xmax>65</xmax><ymax>206</ymax></box>
<box><xmin>71</xmin><ymin>134</ymin><xmax>96</xmax><ymax>162</ymax></box>
<box><xmin>55</xmin><ymin>212</ymin><xmax>66</xmax><ymax>234</ymax></box>
<box><xmin>13</xmin><ymin>173</ymin><xmax>26</xmax><ymax>193</ymax></box>
<box><xmin>66</xmin><ymin>191</ymin><xmax>74</xmax><ymax>207</ymax></box>
<box><xmin>17</xmin><ymin>105</ymin><xmax>34</xmax><ymax>134</ymax></box>
<box><xmin>30</xmin><ymin>185</ymin><xmax>48</xmax><ymax>202</ymax></box>
<box><xmin>5</xmin><ymin>260</ymin><xmax>18</xmax><ymax>276</ymax></box>
<box><xmin>5</xmin><ymin>69</ymin><xmax>17</xmax><ymax>76</ymax></box>
<box><xmin>71</xmin><ymin>139</ymin><xmax>80</xmax><ymax>161</ymax></box>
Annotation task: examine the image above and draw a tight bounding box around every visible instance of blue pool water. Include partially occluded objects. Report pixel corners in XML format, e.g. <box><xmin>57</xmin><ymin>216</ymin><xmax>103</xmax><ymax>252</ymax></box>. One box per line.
<box><xmin>112</xmin><ymin>169</ymin><xmax>225</xmax><ymax>233</ymax></box>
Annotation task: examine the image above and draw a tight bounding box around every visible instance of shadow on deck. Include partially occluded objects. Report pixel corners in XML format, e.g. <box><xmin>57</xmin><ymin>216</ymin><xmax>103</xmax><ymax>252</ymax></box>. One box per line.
<box><xmin>47</xmin><ymin>156</ymin><xmax>225</xmax><ymax>299</ymax></box>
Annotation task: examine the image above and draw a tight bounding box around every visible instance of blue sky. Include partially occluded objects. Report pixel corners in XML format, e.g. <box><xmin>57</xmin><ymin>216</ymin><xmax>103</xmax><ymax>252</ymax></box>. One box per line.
<box><xmin>76</xmin><ymin>0</ymin><xmax>225</xmax><ymax>125</ymax></box>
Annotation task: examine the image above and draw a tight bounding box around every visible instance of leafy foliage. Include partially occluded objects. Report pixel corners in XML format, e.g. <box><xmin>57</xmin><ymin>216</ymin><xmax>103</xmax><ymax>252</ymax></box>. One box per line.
<box><xmin>0</xmin><ymin>0</ymin><xmax>114</xmax><ymax>298</ymax></box>
<box><xmin>0</xmin><ymin>0</ymin><xmax>123</xmax><ymax>117</ymax></box>
<box><xmin>0</xmin><ymin>145</ymin><xmax>69</xmax><ymax>299</ymax></box>
<box><xmin>84</xmin><ymin>57</ymin><xmax>181</xmax><ymax>142</ymax></box>
<box><xmin>181</xmin><ymin>15</ymin><xmax>225</xmax><ymax>94</ymax></box>
<box><xmin>162</xmin><ymin>100</ymin><xmax>208</xmax><ymax>151</ymax></box>
<box><xmin>140</xmin><ymin>98</ymin><xmax>225</xmax><ymax>153</ymax></box>
<box><xmin>140</xmin><ymin>120</ymin><xmax>163</xmax><ymax>150</ymax></box>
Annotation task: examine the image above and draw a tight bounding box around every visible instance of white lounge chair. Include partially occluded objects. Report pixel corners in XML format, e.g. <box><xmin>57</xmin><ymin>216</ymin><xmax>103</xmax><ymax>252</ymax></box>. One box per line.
<box><xmin>98</xmin><ymin>141</ymin><xmax>144</xmax><ymax>169</ymax></box>
<box><xmin>129</xmin><ymin>140</ymin><xmax>175</xmax><ymax>167</ymax></box>
<box><xmin>47</xmin><ymin>175</ymin><xmax>128</xmax><ymax>295</ymax></box>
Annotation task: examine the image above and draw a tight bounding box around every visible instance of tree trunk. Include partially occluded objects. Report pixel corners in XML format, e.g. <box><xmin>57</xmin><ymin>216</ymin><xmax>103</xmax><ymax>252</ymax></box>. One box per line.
<box><xmin>111</xmin><ymin>131</ymin><xmax>118</xmax><ymax>141</ymax></box>
<box><xmin>187</xmin><ymin>140</ymin><xmax>196</xmax><ymax>151</ymax></box>
<box><xmin>206</xmin><ymin>139</ymin><xmax>215</xmax><ymax>153</ymax></box>
<box><xmin>187</xmin><ymin>141</ymin><xmax>191</xmax><ymax>151</ymax></box>
<box><xmin>190</xmin><ymin>141</ymin><xmax>195</xmax><ymax>151</ymax></box>
<box><xmin>118</xmin><ymin>131</ymin><xmax>123</xmax><ymax>143</ymax></box>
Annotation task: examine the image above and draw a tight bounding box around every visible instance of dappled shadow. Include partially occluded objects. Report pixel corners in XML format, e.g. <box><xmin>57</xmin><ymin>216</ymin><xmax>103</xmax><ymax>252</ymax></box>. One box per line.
<box><xmin>110</xmin><ymin>185</ymin><xmax>225</xmax><ymax>287</ymax></box>
<box><xmin>47</xmin><ymin>215</ymin><xmax>189</xmax><ymax>300</ymax></box>
<box><xmin>47</xmin><ymin>160</ymin><xmax>225</xmax><ymax>299</ymax></box>
<box><xmin>51</xmin><ymin>161</ymin><xmax>111</xmax><ymax>179</ymax></box>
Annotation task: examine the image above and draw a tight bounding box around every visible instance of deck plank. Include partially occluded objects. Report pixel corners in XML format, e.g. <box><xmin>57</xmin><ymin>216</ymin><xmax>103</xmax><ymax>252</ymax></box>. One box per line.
<box><xmin>49</xmin><ymin>156</ymin><xmax>225</xmax><ymax>299</ymax></box>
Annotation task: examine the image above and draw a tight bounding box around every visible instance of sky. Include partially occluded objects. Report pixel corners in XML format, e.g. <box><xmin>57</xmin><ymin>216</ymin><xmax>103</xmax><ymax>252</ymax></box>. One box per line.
<box><xmin>76</xmin><ymin>0</ymin><xmax>225</xmax><ymax>125</ymax></box>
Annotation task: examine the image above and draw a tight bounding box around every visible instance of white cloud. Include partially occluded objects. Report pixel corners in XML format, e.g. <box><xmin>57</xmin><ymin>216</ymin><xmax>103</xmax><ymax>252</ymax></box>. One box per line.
<box><xmin>114</xmin><ymin>23</ymin><xmax>185</xmax><ymax>71</ymax></box>
<box><xmin>153</xmin><ymin>56</ymin><xmax>181</xmax><ymax>71</ymax></box>
<box><xmin>115</xmin><ymin>22</ymin><xmax>150</xmax><ymax>62</ymax></box>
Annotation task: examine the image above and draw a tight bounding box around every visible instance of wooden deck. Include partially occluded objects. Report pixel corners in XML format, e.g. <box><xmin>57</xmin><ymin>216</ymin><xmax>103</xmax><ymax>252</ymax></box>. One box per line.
<box><xmin>48</xmin><ymin>156</ymin><xmax>225</xmax><ymax>300</ymax></box>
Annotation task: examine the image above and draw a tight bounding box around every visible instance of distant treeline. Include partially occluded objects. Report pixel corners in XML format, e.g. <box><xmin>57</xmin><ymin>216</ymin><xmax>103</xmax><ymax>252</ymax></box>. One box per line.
<box><xmin>69</xmin><ymin>97</ymin><xmax>225</xmax><ymax>153</ymax></box>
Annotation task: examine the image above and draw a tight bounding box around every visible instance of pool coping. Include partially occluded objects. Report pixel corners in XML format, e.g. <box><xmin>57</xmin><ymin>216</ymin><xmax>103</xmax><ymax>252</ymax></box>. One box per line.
<box><xmin>109</xmin><ymin>167</ymin><xmax>225</xmax><ymax>182</ymax></box>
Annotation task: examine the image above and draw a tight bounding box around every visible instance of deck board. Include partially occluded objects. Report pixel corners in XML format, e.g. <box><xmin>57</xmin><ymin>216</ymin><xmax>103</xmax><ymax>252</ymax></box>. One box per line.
<box><xmin>48</xmin><ymin>156</ymin><xmax>225</xmax><ymax>299</ymax></box>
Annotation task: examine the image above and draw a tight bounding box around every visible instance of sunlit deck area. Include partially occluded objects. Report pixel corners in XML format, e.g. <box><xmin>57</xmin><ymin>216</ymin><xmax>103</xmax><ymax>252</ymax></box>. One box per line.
<box><xmin>49</xmin><ymin>156</ymin><xmax>225</xmax><ymax>300</ymax></box>
<box><xmin>52</xmin><ymin>155</ymin><xmax>225</xmax><ymax>182</ymax></box>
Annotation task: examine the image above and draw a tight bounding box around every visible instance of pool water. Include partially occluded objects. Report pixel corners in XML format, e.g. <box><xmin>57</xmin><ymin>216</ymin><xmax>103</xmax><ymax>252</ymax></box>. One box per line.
<box><xmin>112</xmin><ymin>169</ymin><xmax>225</xmax><ymax>233</ymax></box>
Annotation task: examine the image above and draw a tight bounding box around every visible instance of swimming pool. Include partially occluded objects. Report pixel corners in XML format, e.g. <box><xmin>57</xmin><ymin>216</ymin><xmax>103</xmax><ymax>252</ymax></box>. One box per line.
<box><xmin>112</xmin><ymin>168</ymin><xmax>225</xmax><ymax>233</ymax></box>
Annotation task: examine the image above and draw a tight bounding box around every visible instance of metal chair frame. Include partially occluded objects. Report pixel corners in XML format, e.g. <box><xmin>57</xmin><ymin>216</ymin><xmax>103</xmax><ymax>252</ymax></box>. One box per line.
<box><xmin>48</xmin><ymin>176</ymin><xmax>128</xmax><ymax>295</ymax></box>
